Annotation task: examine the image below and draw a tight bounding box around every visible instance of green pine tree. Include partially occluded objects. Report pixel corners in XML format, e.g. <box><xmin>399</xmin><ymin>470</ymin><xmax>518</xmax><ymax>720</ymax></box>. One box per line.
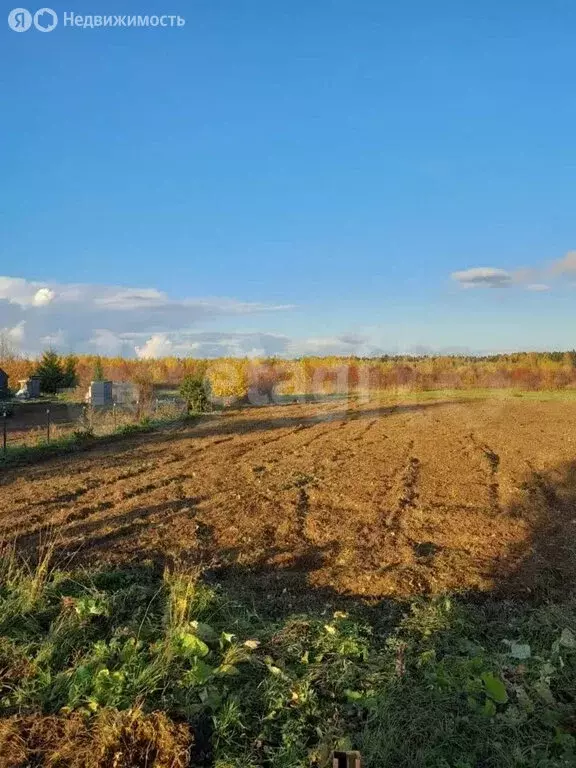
<box><xmin>179</xmin><ymin>374</ymin><xmax>210</xmax><ymax>413</ymax></box>
<box><xmin>35</xmin><ymin>350</ymin><xmax>65</xmax><ymax>395</ymax></box>
<box><xmin>62</xmin><ymin>354</ymin><xmax>79</xmax><ymax>388</ymax></box>
<box><xmin>93</xmin><ymin>357</ymin><xmax>105</xmax><ymax>382</ymax></box>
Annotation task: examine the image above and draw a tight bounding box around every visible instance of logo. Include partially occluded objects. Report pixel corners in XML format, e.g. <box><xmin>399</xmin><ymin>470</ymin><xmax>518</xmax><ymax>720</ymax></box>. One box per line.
<box><xmin>34</xmin><ymin>7</ymin><xmax>57</xmax><ymax>31</ymax></box>
<box><xmin>8</xmin><ymin>8</ymin><xmax>32</xmax><ymax>31</ymax></box>
<box><xmin>7</xmin><ymin>7</ymin><xmax>58</xmax><ymax>31</ymax></box>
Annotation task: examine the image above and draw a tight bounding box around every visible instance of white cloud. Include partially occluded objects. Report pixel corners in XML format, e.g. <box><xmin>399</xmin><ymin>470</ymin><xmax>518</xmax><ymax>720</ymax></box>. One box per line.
<box><xmin>89</xmin><ymin>329</ymin><xmax>129</xmax><ymax>355</ymax></box>
<box><xmin>33</xmin><ymin>288</ymin><xmax>56</xmax><ymax>306</ymax></box>
<box><xmin>95</xmin><ymin>288</ymin><xmax>169</xmax><ymax>310</ymax></box>
<box><xmin>0</xmin><ymin>321</ymin><xmax>26</xmax><ymax>358</ymax></box>
<box><xmin>131</xmin><ymin>330</ymin><xmax>291</xmax><ymax>359</ymax></box>
<box><xmin>0</xmin><ymin>275</ymin><xmax>295</xmax><ymax>356</ymax></box>
<box><xmin>0</xmin><ymin>277</ymin><xmax>56</xmax><ymax>308</ymax></box>
<box><xmin>40</xmin><ymin>330</ymin><xmax>67</xmax><ymax>347</ymax></box>
<box><xmin>285</xmin><ymin>334</ymin><xmax>380</xmax><ymax>357</ymax></box>
<box><xmin>129</xmin><ymin>330</ymin><xmax>389</xmax><ymax>360</ymax></box>
<box><xmin>135</xmin><ymin>333</ymin><xmax>174</xmax><ymax>359</ymax></box>
<box><xmin>5</xmin><ymin>321</ymin><xmax>26</xmax><ymax>344</ymax></box>
<box><xmin>451</xmin><ymin>267</ymin><xmax>512</xmax><ymax>288</ymax></box>
<box><xmin>524</xmin><ymin>283</ymin><xmax>550</xmax><ymax>292</ymax></box>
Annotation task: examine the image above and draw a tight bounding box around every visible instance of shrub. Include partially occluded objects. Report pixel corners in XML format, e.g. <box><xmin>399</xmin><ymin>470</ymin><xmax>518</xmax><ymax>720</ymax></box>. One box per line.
<box><xmin>179</xmin><ymin>375</ymin><xmax>210</xmax><ymax>413</ymax></box>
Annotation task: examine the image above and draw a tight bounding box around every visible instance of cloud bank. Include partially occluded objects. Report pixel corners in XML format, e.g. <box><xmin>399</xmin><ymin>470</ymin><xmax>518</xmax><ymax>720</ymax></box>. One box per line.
<box><xmin>0</xmin><ymin>276</ymin><xmax>388</xmax><ymax>359</ymax></box>
<box><xmin>0</xmin><ymin>276</ymin><xmax>294</xmax><ymax>358</ymax></box>
<box><xmin>451</xmin><ymin>250</ymin><xmax>576</xmax><ymax>291</ymax></box>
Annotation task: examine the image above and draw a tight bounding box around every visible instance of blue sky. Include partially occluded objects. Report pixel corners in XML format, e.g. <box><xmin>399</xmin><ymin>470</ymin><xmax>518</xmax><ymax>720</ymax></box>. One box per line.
<box><xmin>1</xmin><ymin>0</ymin><xmax>576</xmax><ymax>357</ymax></box>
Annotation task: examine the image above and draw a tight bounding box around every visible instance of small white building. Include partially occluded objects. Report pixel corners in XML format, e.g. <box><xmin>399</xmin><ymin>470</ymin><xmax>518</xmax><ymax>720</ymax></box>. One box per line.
<box><xmin>15</xmin><ymin>376</ymin><xmax>41</xmax><ymax>399</ymax></box>
<box><xmin>85</xmin><ymin>380</ymin><xmax>113</xmax><ymax>406</ymax></box>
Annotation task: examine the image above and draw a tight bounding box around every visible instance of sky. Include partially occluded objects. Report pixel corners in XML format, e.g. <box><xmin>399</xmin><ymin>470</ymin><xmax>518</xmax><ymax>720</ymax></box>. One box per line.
<box><xmin>1</xmin><ymin>0</ymin><xmax>576</xmax><ymax>358</ymax></box>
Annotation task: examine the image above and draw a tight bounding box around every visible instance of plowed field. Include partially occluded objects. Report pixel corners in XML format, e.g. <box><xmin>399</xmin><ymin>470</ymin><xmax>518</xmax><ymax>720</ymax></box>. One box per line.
<box><xmin>2</xmin><ymin>395</ymin><xmax>575</xmax><ymax>608</ymax></box>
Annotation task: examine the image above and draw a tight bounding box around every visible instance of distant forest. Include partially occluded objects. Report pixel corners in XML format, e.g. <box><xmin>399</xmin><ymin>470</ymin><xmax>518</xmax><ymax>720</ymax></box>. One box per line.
<box><xmin>2</xmin><ymin>351</ymin><xmax>576</xmax><ymax>397</ymax></box>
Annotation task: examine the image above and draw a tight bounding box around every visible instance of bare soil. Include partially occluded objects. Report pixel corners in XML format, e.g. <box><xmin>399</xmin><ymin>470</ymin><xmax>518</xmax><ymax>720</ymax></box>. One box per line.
<box><xmin>1</xmin><ymin>395</ymin><xmax>575</xmax><ymax>608</ymax></box>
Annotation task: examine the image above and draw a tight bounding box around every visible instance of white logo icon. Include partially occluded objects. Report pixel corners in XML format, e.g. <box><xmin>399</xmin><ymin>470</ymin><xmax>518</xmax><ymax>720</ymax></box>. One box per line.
<box><xmin>8</xmin><ymin>8</ymin><xmax>32</xmax><ymax>31</ymax></box>
<box><xmin>7</xmin><ymin>7</ymin><xmax>58</xmax><ymax>32</ymax></box>
<box><xmin>33</xmin><ymin>7</ymin><xmax>57</xmax><ymax>31</ymax></box>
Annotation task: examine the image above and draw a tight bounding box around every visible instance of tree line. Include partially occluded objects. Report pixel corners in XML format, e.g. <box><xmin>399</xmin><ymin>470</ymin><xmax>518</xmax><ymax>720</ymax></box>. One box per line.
<box><xmin>4</xmin><ymin>351</ymin><xmax>107</xmax><ymax>395</ymax></box>
<box><xmin>2</xmin><ymin>350</ymin><xmax>576</xmax><ymax>398</ymax></box>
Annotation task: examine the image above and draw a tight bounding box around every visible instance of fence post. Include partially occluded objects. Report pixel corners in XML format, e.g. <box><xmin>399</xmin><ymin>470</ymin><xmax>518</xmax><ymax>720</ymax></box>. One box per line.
<box><xmin>46</xmin><ymin>408</ymin><xmax>51</xmax><ymax>443</ymax></box>
<box><xmin>113</xmin><ymin>401</ymin><xmax>117</xmax><ymax>429</ymax></box>
<box><xmin>2</xmin><ymin>410</ymin><xmax>6</xmax><ymax>459</ymax></box>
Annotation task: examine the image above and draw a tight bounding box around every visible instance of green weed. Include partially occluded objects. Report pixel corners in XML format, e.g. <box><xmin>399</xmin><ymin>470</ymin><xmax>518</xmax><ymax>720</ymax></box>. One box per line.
<box><xmin>0</xmin><ymin>555</ymin><xmax>574</xmax><ymax>767</ymax></box>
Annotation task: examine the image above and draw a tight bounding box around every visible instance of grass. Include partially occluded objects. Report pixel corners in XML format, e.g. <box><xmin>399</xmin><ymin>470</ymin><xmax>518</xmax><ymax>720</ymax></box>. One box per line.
<box><xmin>0</xmin><ymin>414</ymin><xmax>201</xmax><ymax>469</ymax></box>
<box><xmin>0</xmin><ymin>548</ymin><xmax>574</xmax><ymax>767</ymax></box>
<box><xmin>367</xmin><ymin>388</ymin><xmax>576</xmax><ymax>403</ymax></box>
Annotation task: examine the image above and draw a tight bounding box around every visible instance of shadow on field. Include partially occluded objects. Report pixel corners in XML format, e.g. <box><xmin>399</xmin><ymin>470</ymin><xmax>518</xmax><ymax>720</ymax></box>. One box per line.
<box><xmin>162</xmin><ymin>398</ymin><xmax>460</xmax><ymax>441</ymax></box>
<box><xmin>169</xmin><ymin>457</ymin><xmax>576</xmax><ymax>615</ymax></box>
<box><xmin>3</xmin><ymin>390</ymin><xmax>576</xmax><ymax>615</ymax></box>
<box><xmin>0</xmin><ymin>398</ymin><xmax>461</xmax><ymax>486</ymax></box>
<box><xmin>9</xmin><ymin>459</ymin><xmax>575</xmax><ymax>621</ymax></box>
<box><xmin>202</xmin><ymin>465</ymin><xmax>576</xmax><ymax>617</ymax></box>
<box><xmin>3</xmin><ymin>447</ymin><xmax>576</xmax><ymax>768</ymax></box>
<box><xmin>497</xmin><ymin>459</ymin><xmax>576</xmax><ymax>598</ymax></box>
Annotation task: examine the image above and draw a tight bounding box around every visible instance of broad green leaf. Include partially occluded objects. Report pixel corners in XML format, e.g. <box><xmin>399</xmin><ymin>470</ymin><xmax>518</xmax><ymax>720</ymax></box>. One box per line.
<box><xmin>482</xmin><ymin>698</ymin><xmax>497</xmax><ymax>717</ymax></box>
<box><xmin>482</xmin><ymin>672</ymin><xmax>508</xmax><ymax>704</ymax></box>
<box><xmin>344</xmin><ymin>689</ymin><xmax>363</xmax><ymax>701</ymax></box>
<box><xmin>175</xmin><ymin>631</ymin><xmax>210</xmax><ymax>658</ymax></box>
<box><xmin>559</xmin><ymin>628</ymin><xmax>576</xmax><ymax>649</ymax></box>
<box><xmin>183</xmin><ymin>658</ymin><xmax>214</xmax><ymax>685</ymax></box>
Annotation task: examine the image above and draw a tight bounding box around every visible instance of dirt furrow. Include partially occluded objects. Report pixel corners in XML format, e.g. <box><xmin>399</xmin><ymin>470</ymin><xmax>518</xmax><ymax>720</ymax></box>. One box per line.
<box><xmin>2</xmin><ymin>397</ymin><xmax>576</xmax><ymax>602</ymax></box>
